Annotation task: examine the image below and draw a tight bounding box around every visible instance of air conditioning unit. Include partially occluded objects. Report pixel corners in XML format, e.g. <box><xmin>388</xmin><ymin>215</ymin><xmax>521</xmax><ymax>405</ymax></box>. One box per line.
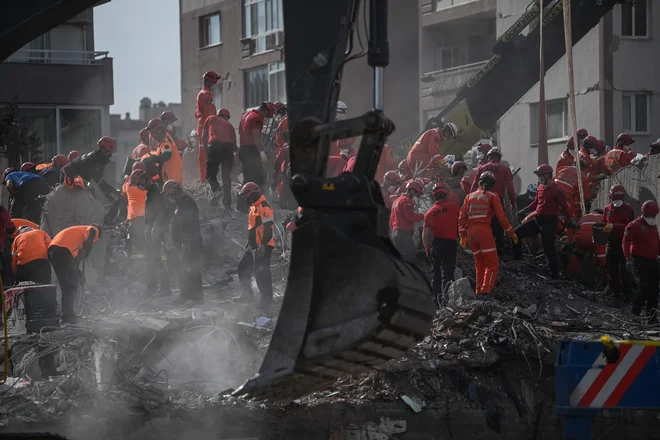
<box><xmin>240</xmin><ymin>38</ymin><xmax>255</xmax><ymax>58</ymax></box>
<box><xmin>266</xmin><ymin>31</ymin><xmax>285</xmax><ymax>51</ymax></box>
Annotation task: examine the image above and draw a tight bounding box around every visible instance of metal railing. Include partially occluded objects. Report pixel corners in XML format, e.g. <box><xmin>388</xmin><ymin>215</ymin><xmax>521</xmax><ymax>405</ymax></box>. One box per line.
<box><xmin>421</xmin><ymin>60</ymin><xmax>488</xmax><ymax>96</ymax></box>
<box><xmin>5</xmin><ymin>49</ymin><xmax>109</xmax><ymax>65</ymax></box>
<box><xmin>434</xmin><ymin>0</ymin><xmax>483</xmax><ymax>11</ymax></box>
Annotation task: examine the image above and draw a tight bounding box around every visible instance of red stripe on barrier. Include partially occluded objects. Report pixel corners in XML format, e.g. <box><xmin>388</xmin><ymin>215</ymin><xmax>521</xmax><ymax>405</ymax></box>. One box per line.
<box><xmin>577</xmin><ymin>344</ymin><xmax>632</xmax><ymax>407</ymax></box>
<box><xmin>603</xmin><ymin>346</ymin><xmax>656</xmax><ymax>407</ymax></box>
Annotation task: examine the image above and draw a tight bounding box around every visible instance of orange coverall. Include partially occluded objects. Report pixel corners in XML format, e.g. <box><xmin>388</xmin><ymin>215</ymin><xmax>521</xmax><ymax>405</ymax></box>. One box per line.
<box><xmin>554</xmin><ymin>166</ymin><xmax>589</xmax><ymax>220</ymax></box>
<box><xmin>604</xmin><ymin>147</ymin><xmax>636</xmax><ymax>175</ymax></box>
<box><xmin>156</xmin><ymin>133</ymin><xmax>183</xmax><ymax>184</ymax></box>
<box><xmin>195</xmin><ymin>86</ymin><xmax>217</xmax><ymax>183</ymax></box>
<box><xmin>407</xmin><ymin>128</ymin><xmax>444</xmax><ymax>171</ymax></box>
<box><xmin>458</xmin><ymin>188</ymin><xmax>514</xmax><ymax>295</ymax></box>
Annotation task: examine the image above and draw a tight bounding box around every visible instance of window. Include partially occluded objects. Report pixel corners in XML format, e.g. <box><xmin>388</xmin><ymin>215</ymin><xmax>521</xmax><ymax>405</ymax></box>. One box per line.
<box><xmin>213</xmin><ymin>84</ymin><xmax>223</xmax><ymax>109</ymax></box>
<box><xmin>622</xmin><ymin>92</ymin><xmax>650</xmax><ymax>133</ymax></box>
<box><xmin>268</xmin><ymin>62</ymin><xmax>286</xmax><ymax>104</ymax></box>
<box><xmin>435</xmin><ymin>47</ymin><xmax>467</xmax><ymax>70</ymax></box>
<box><xmin>200</xmin><ymin>13</ymin><xmax>221</xmax><ymax>48</ymax></box>
<box><xmin>245</xmin><ymin>65</ymin><xmax>269</xmax><ymax>109</ymax></box>
<box><xmin>529</xmin><ymin>99</ymin><xmax>569</xmax><ymax>145</ymax></box>
<box><xmin>621</xmin><ymin>0</ymin><xmax>648</xmax><ymax>37</ymax></box>
<box><xmin>244</xmin><ymin>0</ymin><xmax>283</xmax><ymax>54</ymax></box>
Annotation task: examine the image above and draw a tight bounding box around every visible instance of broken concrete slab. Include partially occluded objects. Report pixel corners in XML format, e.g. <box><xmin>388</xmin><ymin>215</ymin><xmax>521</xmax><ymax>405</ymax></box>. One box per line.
<box><xmin>446</xmin><ymin>277</ymin><xmax>476</xmax><ymax>307</ymax></box>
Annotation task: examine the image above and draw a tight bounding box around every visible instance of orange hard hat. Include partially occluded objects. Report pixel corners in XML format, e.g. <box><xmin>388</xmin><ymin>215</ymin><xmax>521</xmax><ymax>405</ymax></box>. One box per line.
<box><xmin>240</xmin><ymin>182</ymin><xmax>261</xmax><ymax>199</ymax></box>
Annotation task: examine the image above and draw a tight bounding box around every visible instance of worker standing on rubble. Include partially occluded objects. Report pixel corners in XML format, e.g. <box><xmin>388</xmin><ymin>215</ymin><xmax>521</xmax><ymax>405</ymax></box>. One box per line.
<box><xmin>605</xmin><ymin>133</ymin><xmax>636</xmax><ymax>174</ymax></box>
<box><xmin>515</xmin><ymin>164</ymin><xmax>577</xmax><ymax>279</ymax></box>
<box><xmin>239</xmin><ymin>102</ymin><xmax>274</xmax><ymax>192</ymax></box>
<box><xmin>461</xmin><ymin>143</ymin><xmax>491</xmax><ymax>194</ymax></box>
<box><xmin>459</xmin><ymin>171</ymin><xmax>517</xmax><ymax>298</ymax></box>
<box><xmin>196</xmin><ymin>71</ymin><xmax>220</xmax><ymax>183</ymax></box>
<box><xmin>122</xmin><ymin>169</ymin><xmax>147</xmax><ymax>261</ymax></box>
<box><xmin>48</xmin><ymin>224</ymin><xmax>102</xmax><ymax>323</ymax></box>
<box><xmin>390</xmin><ymin>180</ymin><xmax>425</xmax><ymax>261</ymax></box>
<box><xmin>3</xmin><ymin>169</ymin><xmax>50</xmax><ymax>224</ymax></box>
<box><xmin>602</xmin><ymin>184</ymin><xmax>634</xmax><ymax>304</ymax></box>
<box><xmin>161</xmin><ymin>111</ymin><xmax>188</xmax><ymax>157</ymax></box>
<box><xmin>162</xmin><ymin>180</ymin><xmax>203</xmax><ymax>304</ymax></box>
<box><xmin>132</xmin><ymin>129</ymin><xmax>151</xmax><ymax>161</ymax></box>
<box><xmin>623</xmin><ymin>200</ymin><xmax>660</xmax><ymax>321</ymax></box>
<box><xmin>470</xmin><ymin>147</ymin><xmax>516</xmax><ymax>255</ymax></box>
<box><xmin>553</xmin><ymin>159</ymin><xmax>590</xmax><ymax>220</ymax></box>
<box><xmin>12</xmin><ymin>226</ymin><xmax>51</xmax><ymax>284</ymax></box>
<box><xmin>145</xmin><ymin>118</ymin><xmax>183</xmax><ymax>184</ymax></box>
<box><xmin>233</xmin><ymin>183</ymin><xmax>275</xmax><ymax>307</ymax></box>
<box><xmin>202</xmin><ymin>108</ymin><xmax>237</xmax><ymax>208</ymax></box>
<box><xmin>60</xmin><ymin>137</ymin><xmax>115</xmax><ymax>184</ymax></box>
<box><xmin>423</xmin><ymin>182</ymin><xmax>460</xmax><ymax>294</ymax></box>
<box><xmin>39</xmin><ymin>155</ymin><xmax>68</xmax><ymax>188</ymax></box>
<box><xmin>407</xmin><ymin>122</ymin><xmax>458</xmax><ymax>172</ymax></box>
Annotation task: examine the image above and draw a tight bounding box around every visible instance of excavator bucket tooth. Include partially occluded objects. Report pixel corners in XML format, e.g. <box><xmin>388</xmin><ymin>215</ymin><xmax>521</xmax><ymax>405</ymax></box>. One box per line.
<box><xmin>233</xmin><ymin>213</ymin><xmax>435</xmax><ymax>402</ymax></box>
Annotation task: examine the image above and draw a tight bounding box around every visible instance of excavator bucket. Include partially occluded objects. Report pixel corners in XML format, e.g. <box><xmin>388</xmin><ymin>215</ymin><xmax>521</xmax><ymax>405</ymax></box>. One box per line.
<box><xmin>233</xmin><ymin>207</ymin><xmax>435</xmax><ymax>402</ymax></box>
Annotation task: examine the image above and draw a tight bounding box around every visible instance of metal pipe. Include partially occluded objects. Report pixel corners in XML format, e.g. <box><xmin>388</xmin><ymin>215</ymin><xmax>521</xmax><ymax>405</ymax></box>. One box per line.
<box><xmin>373</xmin><ymin>66</ymin><xmax>384</xmax><ymax>110</ymax></box>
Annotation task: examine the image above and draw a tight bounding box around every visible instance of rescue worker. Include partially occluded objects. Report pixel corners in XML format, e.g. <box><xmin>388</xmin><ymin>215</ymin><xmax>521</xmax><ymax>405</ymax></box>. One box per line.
<box><xmin>239</xmin><ymin>102</ymin><xmax>274</xmax><ymax>193</ymax></box>
<box><xmin>60</xmin><ymin>137</ymin><xmax>115</xmax><ymax>185</ymax></box>
<box><xmin>329</xmin><ymin>101</ymin><xmax>356</xmax><ymax>157</ymax></box>
<box><xmin>39</xmin><ymin>154</ymin><xmax>68</xmax><ymax>188</ymax></box>
<box><xmin>67</xmin><ymin>150</ymin><xmax>81</xmax><ymax>163</ymax></box>
<box><xmin>233</xmin><ymin>183</ymin><xmax>275</xmax><ymax>307</ymax></box>
<box><xmin>423</xmin><ymin>182</ymin><xmax>460</xmax><ymax>294</ymax></box>
<box><xmin>195</xmin><ymin>70</ymin><xmax>220</xmax><ymax>183</ymax></box>
<box><xmin>161</xmin><ymin>111</ymin><xmax>187</xmax><ymax>156</ymax></box>
<box><xmin>122</xmin><ymin>169</ymin><xmax>147</xmax><ymax>260</ymax></box>
<box><xmin>567</xmin><ymin>209</ymin><xmax>607</xmax><ymax>279</ymax></box>
<box><xmin>646</xmin><ymin>139</ymin><xmax>660</xmax><ymax>157</ymax></box>
<box><xmin>48</xmin><ymin>224</ymin><xmax>102</xmax><ymax>323</ymax></box>
<box><xmin>553</xmin><ymin>160</ymin><xmax>590</xmax><ymax>220</ymax></box>
<box><xmin>602</xmin><ymin>184</ymin><xmax>634</xmax><ymax>303</ymax></box>
<box><xmin>516</xmin><ymin>184</ymin><xmax>537</xmax><ymax>221</ymax></box>
<box><xmin>390</xmin><ymin>180</ymin><xmax>425</xmax><ymax>261</ymax></box>
<box><xmin>605</xmin><ymin>133</ymin><xmax>636</xmax><ymax>174</ymax></box>
<box><xmin>274</xmin><ymin>105</ymin><xmax>289</xmax><ymax>152</ymax></box>
<box><xmin>381</xmin><ymin>171</ymin><xmax>402</xmax><ymax>209</ymax></box>
<box><xmin>343</xmin><ymin>143</ymin><xmax>396</xmax><ymax>184</ymax></box>
<box><xmin>515</xmin><ymin>164</ymin><xmax>577</xmax><ymax>279</ymax></box>
<box><xmin>132</xmin><ymin>129</ymin><xmax>151</xmax><ymax>161</ymax></box>
<box><xmin>202</xmin><ymin>108</ymin><xmax>237</xmax><ymax>207</ymax></box>
<box><xmin>461</xmin><ymin>143</ymin><xmax>491</xmax><ymax>194</ymax></box>
<box><xmin>10</xmin><ymin>218</ymin><xmax>38</xmax><ymax>238</ymax></box>
<box><xmin>452</xmin><ymin>161</ymin><xmax>467</xmax><ymax>179</ymax></box>
<box><xmin>162</xmin><ymin>180</ymin><xmax>203</xmax><ymax>304</ymax></box>
<box><xmin>398</xmin><ymin>160</ymin><xmax>413</xmax><ymax>181</ymax></box>
<box><xmin>459</xmin><ymin>171</ymin><xmax>517</xmax><ymax>298</ymax></box>
<box><xmin>327</xmin><ymin>154</ymin><xmax>348</xmax><ymax>177</ymax></box>
<box><xmin>12</xmin><ymin>226</ymin><xmax>51</xmax><ymax>285</ymax></box>
<box><xmin>407</xmin><ymin>122</ymin><xmax>458</xmax><ymax>171</ymax></box>
<box><xmin>20</xmin><ymin>162</ymin><xmax>37</xmax><ymax>174</ymax></box>
<box><xmin>145</xmin><ymin>118</ymin><xmax>183</xmax><ymax>184</ymax></box>
<box><xmin>593</xmin><ymin>140</ymin><xmax>608</xmax><ymax>174</ymax></box>
<box><xmin>556</xmin><ymin>128</ymin><xmax>588</xmax><ymax>171</ymax></box>
<box><xmin>623</xmin><ymin>200</ymin><xmax>660</xmax><ymax>320</ymax></box>
<box><xmin>3</xmin><ymin>169</ymin><xmax>50</xmax><ymax>224</ymax></box>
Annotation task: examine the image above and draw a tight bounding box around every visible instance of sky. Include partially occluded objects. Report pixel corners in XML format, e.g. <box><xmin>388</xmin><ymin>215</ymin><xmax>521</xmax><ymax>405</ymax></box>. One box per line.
<box><xmin>94</xmin><ymin>0</ymin><xmax>181</xmax><ymax>118</ymax></box>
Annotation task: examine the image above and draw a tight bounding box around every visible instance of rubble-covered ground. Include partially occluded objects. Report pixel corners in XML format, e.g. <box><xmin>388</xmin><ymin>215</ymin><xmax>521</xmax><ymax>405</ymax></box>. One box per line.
<box><xmin>1</xmin><ymin>183</ymin><xmax>658</xmax><ymax>438</ymax></box>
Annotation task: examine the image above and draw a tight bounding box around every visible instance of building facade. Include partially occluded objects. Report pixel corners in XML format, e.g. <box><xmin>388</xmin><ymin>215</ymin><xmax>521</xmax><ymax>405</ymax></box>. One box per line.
<box><xmin>0</xmin><ymin>7</ymin><xmax>114</xmax><ymax>169</ymax></box>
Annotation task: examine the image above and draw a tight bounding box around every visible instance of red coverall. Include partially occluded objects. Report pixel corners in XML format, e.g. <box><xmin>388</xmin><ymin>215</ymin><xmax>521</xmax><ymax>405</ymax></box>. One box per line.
<box><xmin>556</xmin><ymin>149</ymin><xmax>575</xmax><ymax>172</ymax></box>
<box><xmin>605</xmin><ymin>147</ymin><xmax>636</xmax><ymax>174</ymax></box>
<box><xmin>568</xmin><ymin>212</ymin><xmax>607</xmax><ymax>275</ymax></box>
<box><xmin>554</xmin><ymin>166</ymin><xmax>589</xmax><ymax>220</ymax></box>
<box><xmin>327</xmin><ymin>156</ymin><xmax>347</xmax><ymax>177</ymax></box>
<box><xmin>604</xmin><ymin>201</ymin><xmax>635</xmax><ymax>299</ymax></box>
<box><xmin>458</xmin><ymin>188</ymin><xmax>514</xmax><ymax>295</ymax></box>
<box><xmin>424</xmin><ymin>199</ymin><xmax>460</xmax><ymax>294</ymax></box>
<box><xmin>407</xmin><ymin>129</ymin><xmax>444</xmax><ymax>171</ymax></box>
<box><xmin>623</xmin><ymin>217</ymin><xmax>660</xmax><ymax>316</ymax></box>
<box><xmin>195</xmin><ymin>86</ymin><xmax>217</xmax><ymax>183</ymax></box>
<box><xmin>390</xmin><ymin>194</ymin><xmax>424</xmax><ymax>259</ymax></box>
<box><xmin>469</xmin><ymin>161</ymin><xmax>516</xmax><ymax>205</ymax></box>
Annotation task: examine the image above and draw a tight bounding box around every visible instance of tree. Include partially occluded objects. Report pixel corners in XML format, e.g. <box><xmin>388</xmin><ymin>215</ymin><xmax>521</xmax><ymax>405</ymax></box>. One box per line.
<box><xmin>0</xmin><ymin>100</ymin><xmax>43</xmax><ymax>167</ymax></box>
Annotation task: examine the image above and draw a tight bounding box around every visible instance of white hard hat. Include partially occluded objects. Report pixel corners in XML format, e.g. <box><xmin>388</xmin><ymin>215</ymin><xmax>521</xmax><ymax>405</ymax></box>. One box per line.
<box><xmin>337</xmin><ymin>101</ymin><xmax>348</xmax><ymax>113</ymax></box>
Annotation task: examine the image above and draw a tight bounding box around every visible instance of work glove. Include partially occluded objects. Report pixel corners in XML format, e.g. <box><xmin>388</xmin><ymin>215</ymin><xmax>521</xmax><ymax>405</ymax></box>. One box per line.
<box><xmin>511</xmin><ymin>233</ymin><xmax>519</xmax><ymax>245</ymax></box>
<box><xmin>626</xmin><ymin>259</ymin><xmax>635</xmax><ymax>273</ymax></box>
<box><xmin>260</xmin><ymin>151</ymin><xmax>268</xmax><ymax>164</ymax></box>
<box><xmin>602</xmin><ymin>223</ymin><xmax>613</xmax><ymax>233</ymax></box>
<box><xmin>460</xmin><ymin>236</ymin><xmax>467</xmax><ymax>249</ymax></box>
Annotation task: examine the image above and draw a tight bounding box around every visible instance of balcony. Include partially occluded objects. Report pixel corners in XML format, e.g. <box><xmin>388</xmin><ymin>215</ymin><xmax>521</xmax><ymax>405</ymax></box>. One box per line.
<box><xmin>0</xmin><ymin>50</ymin><xmax>114</xmax><ymax>106</ymax></box>
<box><xmin>420</xmin><ymin>60</ymin><xmax>488</xmax><ymax>111</ymax></box>
<box><xmin>421</xmin><ymin>0</ymin><xmax>496</xmax><ymax>27</ymax></box>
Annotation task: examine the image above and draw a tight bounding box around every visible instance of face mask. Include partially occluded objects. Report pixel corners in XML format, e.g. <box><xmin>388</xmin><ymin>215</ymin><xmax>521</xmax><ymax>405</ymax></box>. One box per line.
<box><xmin>537</xmin><ymin>176</ymin><xmax>547</xmax><ymax>185</ymax></box>
<box><xmin>645</xmin><ymin>217</ymin><xmax>657</xmax><ymax>226</ymax></box>
<box><xmin>612</xmin><ymin>200</ymin><xmax>623</xmax><ymax>208</ymax></box>
<box><xmin>476</xmin><ymin>152</ymin><xmax>484</xmax><ymax>160</ymax></box>
<box><xmin>166</xmin><ymin>124</ymin><xmax>174</xmax><ymax>132</ymax></box>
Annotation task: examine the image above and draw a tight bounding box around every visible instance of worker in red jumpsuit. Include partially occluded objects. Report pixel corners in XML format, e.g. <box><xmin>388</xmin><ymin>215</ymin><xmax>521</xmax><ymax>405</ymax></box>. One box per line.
<box><xmin>515</xmin><ymin>164</ymin><xmax>578</xmax><ymax>279</ymax></box>
<box><xmin>423</xmin><ymin>182</ymin><xmax>460</xmax><ymax>294</ymax></box>
<box><xmin>553</xmin><ymin>160</ymin><xmax>590</xmax><ymax>220</ymax></box>
<box><xmin>593</xmin><ymin>140</ymin><xmax>608</xmax><ymax>174</ymax></box>
<box><xmin>132</xmin><ymin>129</ymin><xmax>151</xmax><ymax>161</ymax></box>
<box><xmin>390</xmin><ymin>180</ymin><xmax>424</xmax><ymax>261</ymax></box>
<box><xmin>202</xmin><ymin>108</ymin><xmax>237</xmax><ymax>208</ymax></box>
<box><xmin>239</xmin><ymin>102</ymin><xmax>274</xmax><ymax>191</ymax></box>
<box><xmin>161</xmin><ymin>111</ymin><xmax>188</xmax><ymax>158</ymax></box>
<box><xmin>195</xmin><ymin>70</ymin><xmax>220</xmax><ymax>183</ymax></box>
<box><xmin>605</xmin><ymin>133</ymin><xmax>636</xmax><ymax>174</ymax></box>
<box><xmin>329</xmin><ymin>101</ymin><xmax>356</xmax><ymax>157</ymax></box>
<box><xmin>623</xmin><ymin>200</ymin><xmax>660</xmax><ymax>321</ymax></box>
<box><xmin>567</xmin><ymin>209</ymin><xmax>606</xmax><ymax>278</ymax></box>
<box><xmin>342</xmin><ymin>143</ymin><xmax>395</xmax><ymax>183</ymax></box>
<box><xmin>602</xmin><ymin>184</ymin><xmax>635</xmax><ymax>304</ymax></box>
<box><xmin>380</xmin><ymin>171</ymin><xmax>401</xmax><ymax>209</ymax></box>
<box><xmin>470</xmin><ymin>147</ymin><xmax>516</xmax><ymax>255</ymax></box>
<box><xmin>556</xmin><ymin>128</ymin><xmax>588</xmax><ymax>172</ymax></box>
<box><xmin>459</xmin><ymin>171</ymin><xmax>517</xmax><ymax>298</ymax></box>
<box><xmin>407</xmin><ymin>122</ymin><xmax>458</xmax><ymax>171</ymax></box>
<box><xmin>461</xmin><ymin>143</ymin><xmax>491</xmax><ymax>194</ymax></box>
<box><xmin>274</xmin><ymin>104</ymin><xmax>288</xmax><ymax>153</ymax></box>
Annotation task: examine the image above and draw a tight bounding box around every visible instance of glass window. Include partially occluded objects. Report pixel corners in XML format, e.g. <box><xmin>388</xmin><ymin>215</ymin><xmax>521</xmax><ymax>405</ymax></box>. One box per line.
<box><xmin>622</xmin><ymin>92</ymin><xmax>649</xmax><ymax>133</ymax></box>
<box><xmin>244</xmin><ymin>65</ymin><xmax>269</xmax><ymax>109</ymax></box>
<box><xmin>59</xmin><ymin>108</ymin><xmax>102</xmax><ymax>154</ymax></box>
<box><xmin>529</xmin><ymin>99</ymin><xmax>569</xmax><ymax>145</ymax></box>
<box><xmin>621</xmin><ymin>0</ymin><xmax>647</xmax><ymax>37</ymax></box>
<box><xmin>15</xmin><ymin>107</ymin><xmax>57</xmax><ymax>161</ymax></box>
<box><xmin>243</xmin><ymin>0</ymin><xmax>283</xmax><ymax>54</ymax></box>
<box><xmin>200</xmin><ymin>13</ymin><xmax>221</xmax><ymax>47</ymax></box>
<box><xmin>268</xmin><ymin>61</ymin><xmax>287</xmax><ymax>104</ymax></box>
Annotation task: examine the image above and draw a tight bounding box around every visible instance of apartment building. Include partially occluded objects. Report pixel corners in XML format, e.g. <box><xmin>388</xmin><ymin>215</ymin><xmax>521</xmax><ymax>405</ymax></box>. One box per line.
<box><xmin>179</xmin><ymin>0</ymin><xmax>419</xmax><ymax>156</ymax></box>
<box><xmin>0</xmin><ymin>7</ymin><xmax>114</xmax><ymax>171</ymax></box>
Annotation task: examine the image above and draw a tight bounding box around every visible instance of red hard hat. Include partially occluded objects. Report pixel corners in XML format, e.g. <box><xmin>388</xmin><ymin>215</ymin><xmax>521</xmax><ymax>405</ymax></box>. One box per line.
<box><xmin>597</xmin><ymin>140</ymin><xmax>607</xmax><ymax>151</ymax></box>
<box><xmin>130</xmin><ymin>169</ymin><xmax>146</xmax><ymax>186</ymax></box>
<box><xmin>577</xmin><ymin>128</ymin><xmax>589</xmax><ymax>139</ymax></box>
<box><xmin>273</xmin><ymin>101</ymin><xmax>286</xmax><ymax>114</ymax></box>
<box><xmin>432</xmin><ymin>181</ymin><xmax>451</xmax><ymax>198</ymax></box>
<box><xmin>262</xmin><ymin>102</ymin><xmax>276</xmax><ymax>118</ymax></box>
<box><xmin>20</xmin><ymin>162</ymin><xmax>35</xmax><ymax>172</ymax></box>
<box><xmin>398</xmin><ymin>160</ymin><xmax>411</xmax><ymax>171</ymax></box>
<box><xmin>67</xmin><ymin>150</ymin><xmax>81</xmax><ymax>162</ymax></box>
<box><xmin>383</xmin><ymin>170</ymin><xmax>401</xmax><ymax>186</ymax></box>
<box><xmin>52</xmin><ymin>154</ymin><xmax>68</xmax><ymax>168</ymax></box>
<box><xmin>477</xmin><ymin>143</ymin><xmax>492</xmax><ymax>152</ymax></box>
<box><xmin>217</xmin><ymin>108</ymin><xmax>231</xmax><ymax>118</ymax></box>
<box><xmin>2</xmin><ymin>168</ymin><xmax>15</xmax><ymax>182</ymax></box>
<box><xmin>609</xmin><ymin>184</ymin><xmax>625</xmax><ymax>200</ymax></box>
<box><xmin>147</xmin><ymin>118</ymin><xmax>162</xmax><ymax>131</ymax></box>
<box><xmin>566</xmin><ymin>136</ymin><xmax>575</xmax><ymax>149</ymax></box>
<box><xmin>582</xmin><ymin>135</ymin><xmax>599</xmax><ymax>150</ymax></box>
<box><xmin>534</xmin><ymin>164</ymin><xmax>553</xmax><ymax>176</ymax></box>
<box><xmin>642</xmin><ymin>200</ymin><xmax>659</xmax><ymax>217</ymax></box>
<box><xmin>617</xmin><ymin>133</ymin><xmax>635</xmax><ymax>146</ymax></box>
<box><xmin>479</xmin><ymin>170</ymin><xmax>496</xmax><ymax>184</ymax></box>
<box><xmin>405</xmin><ymin>180</ymin><xmax>423</xmax><ymax>194</ymax></box>
<box><xmin>203</xmin><ymin>70</ymin><xmax>220</xmax><ymax>83</ymax></box>
<box><xmin>486</xmin><ymin>147</ymin><xmax>502</xmax><ymax>158</ymax></box>
<box><xmin>97</xmin><ymin>136</ymin><xmax>116</xmax><ymax>153</ymax></box>
<box><xmin>240</xmin><ymin>182</ymin><xmax>261</xmax><ymax>199</ymax></box>
<box><xmin>160</xmin><ymin>111</ymin><xmax>177</xmax><ymax>123</ymax></box>
<box><xmin>139</xmin><ymin>128</ymin><xmax>150</xmax><ymax>143</ymax></box>
<box><xmin>132</xmin><ymin>161</ymin><xmax>146</xmax><ymax>172</ymax></box>
<box><xmin>451</xmin><ymin>161</ymin><xmax>467</xmax><ymax>176</ymax></box>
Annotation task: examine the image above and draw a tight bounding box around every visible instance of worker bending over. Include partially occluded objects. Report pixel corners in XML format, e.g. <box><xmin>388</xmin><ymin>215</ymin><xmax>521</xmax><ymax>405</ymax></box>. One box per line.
<box><xmin>423</xmin><ymin>182</ymin><xmax>460</xmax><ymax>295</ymax></box>
<box><xmin>623</xmin><ymin>201</ymin><xmax>660</xmax><ymax>321</ymax></box>
<box><xmin>60</xmin><ymin>137</ymin><xmax>115</xmax><ymax>185</ymax></box>
<box><xmin>239</xmin><ymin>102</ymin><xmax>274</xmax><ymax>194</ymax></box>
<box><xmin>48</xmin><ymin>224</ymin><xmax>102</xmax><ymax>324</ymax></box>
<box><xmin>390</xmin><ymin>180</ymin><xmax>424</xmax><ymax>261</ymax></box>
<box><xmin>146</xmin><ymin>118</ymin><xmax>183</xmax><ymax>184</ymax></box>
<box><xmin>602</xmin><ymin>184</ymin><xmax>634</xmax><ymax>303</ymax></box>
<box><xmin>196</xmin><ymin>70</ymin><xmax>220</xmax><ymax>183</ymax></box>
<box><xmin>459</xmin><ymin>171</ymin><xmax>517</xmax><ymax>298</ymax></box>
<box><xmin>12</xmin><ymin>226</ymin><xmax>51</xmax><ymax>284</ymax></box>
<box><xmin>234</xmin><ymin>183</ymin><xmax>275</xmax><ymax>307</ymax></box>
<box><xmin>604</xmin><ymin>133</ymin><xmax>636</xmax><ymax>174</ymax></box>
<box><xmin>202</xmin><ymin>108</ymin><xmax>236</xmax><ymax>208</ymax></box>
<box><xmin>3</xmin><ymin>169</ymin><xmax>50</xmax><ymax>224</ymax></box>
<box><xmin>553</xmin><ymin>159</ymin><xmax>590</xmax><ymax>219</ymax></box>
<box><xmin>38</xmin><ymin>155</ymin><xmax>69</xmax><ymax>188</ymax></box>
<box><xmin>122</xmin><ymin>168</ymin><xmax>147</xmax><ymax>260</ymax></box>
<box><xmin>407</xmin><ymin>122</ymin><xmax>457</xmax><ymax>172</ymax></box>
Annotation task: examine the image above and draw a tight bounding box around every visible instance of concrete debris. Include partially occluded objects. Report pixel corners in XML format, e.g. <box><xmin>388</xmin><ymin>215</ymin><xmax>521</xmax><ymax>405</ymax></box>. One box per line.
<box><xmin>401</xmin><ymin>395</ymin><xmax>425</xmax><ymax>413</ymax></box>
<box><xmin>346</xmin><ymin>418</ymin><xmax>407</xmax><ymax>440</ymax></box>
<box><xmin>446</xmin><ymin>277</ymin><xmax>476</xmax><ymax>306</ymax></box>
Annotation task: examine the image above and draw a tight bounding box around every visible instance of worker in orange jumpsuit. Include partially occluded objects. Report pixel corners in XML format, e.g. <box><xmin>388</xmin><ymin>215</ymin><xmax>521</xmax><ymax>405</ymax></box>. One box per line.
<box><xmin>623</xmin><ymin>200</ymin><xmax>660</xmax><ymax>320</ymax></box>
<box><xmin>602</xmin><ymin>184</ymin><xmax>635</xmax><ymax>304</ymax></box>
<box><xmin>202</xmin><ymin>108</ymin><xmax>237</xmax><ymax>208</ymax></box>
<box><xmin>195</xmin><ymin>70</ymin><xmax>220</xmax><ymax>183</ymax></box>
<box><xmin>460</xmin><ymin>143</ymin><xmax>491</xmax><ymax>194</ymax></box>
<box><xmin>132</xmin><ymin>129</ymin><xmax>151</xmax><ymax>161</ymax></box>
<box><xmin>390</xmin><ymin>180</ymin><xmax>425</xmax><ymax>261</ymax></box>
<box><xmin>423</xmin><ymin>182</ymin><xmax>460</xmax><ymax>294</ymax></box>
<box><xmin>553</xmin><ymin>161</ymin><xmax>590</xmax><ymax>220</ymax></box>
<box><xmin>556</xmin><ymin>128</ymin><xmax>588</xmax><ymax>172</ymax></box>
<box><xmin>48</xmin><ymin>224</ymin><xmax>102</xmax><ymax>323</ymax></box>
<box><xmin>459</xmin><ymin>171</ymin><xmax>517</xmax><ymax>298</ymax></box>
<box><xmin>145</xmin><ymin>118</ymin><xmax>183</xmax><ymax>184</ymax></box>
<box><xmin>12</xmin><ymin>226</ymin><xmax>51</xmax><ymax>284</ymax></box>
<box><xmin>407</xmin><ymin>122</ymin><xmax>457</xmax><ymax>172</ymax></box>
<box><xmin>233</xmin><ymin>183</ymin><xmax>275</xmax><ymax>308</ymax></box>
<box><xmin>122</xmin><ymin>169</ymin><xmax>147</xmax><ymax>259</ymax></box>
<box><xmin>239</xmin><ymin>102</ymin><xmax>274</xmax><ymax>192</ymax></box>
<box><xmin>161</xmin><ymin>111</ymin><xmax>187</xmax><ymax>157</ymax></box>
<box><xmin>567</xmin><ymin>209</ymin><xmax>606</xmax><ymax>278</ymax></box>
<box><xmin>605</xmin><ymin>132</ymin><xmax>636</xmax><ymax>174</ymax></box>
<box><xmin>329</xmin><ymin>101</ymin><xmax>356</xmax><ymax>157</ymax></box>
<box><xmin>380</xmin><ymin>171</ymin><xmax>402</xmax><ymax>209</ymax></box>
